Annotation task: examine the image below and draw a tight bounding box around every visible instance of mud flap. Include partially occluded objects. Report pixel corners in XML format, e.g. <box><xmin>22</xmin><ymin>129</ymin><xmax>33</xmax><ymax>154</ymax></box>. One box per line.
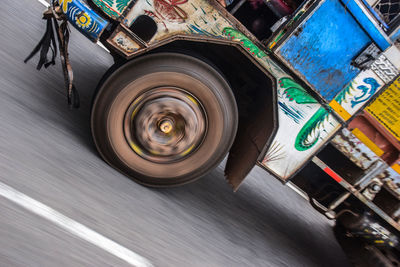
<box><xmin>225</xmin><ymin>100</ymin><xmax>274</xmax><ymax>191</ymax></box>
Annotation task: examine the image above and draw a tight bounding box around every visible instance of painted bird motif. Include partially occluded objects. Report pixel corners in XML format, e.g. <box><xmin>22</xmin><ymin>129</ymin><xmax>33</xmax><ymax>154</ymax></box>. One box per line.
<box><xmin>153</xmin><ymin>0</ymin><xmax>188</xmax><ymax>23</ymax></box>
<box><xmin>278</xmin><ymin>77</ymin><xmax>332</xmax><ymax>151</ymax></box>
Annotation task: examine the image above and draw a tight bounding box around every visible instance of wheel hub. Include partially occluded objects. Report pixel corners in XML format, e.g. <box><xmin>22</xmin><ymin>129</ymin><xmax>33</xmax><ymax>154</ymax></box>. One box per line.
<box><xmin>159</xmin><ymin>119</ymin><xmax>173</xmax><ymax>134</ymax></box>
<box><xmin>124</xmin><ymin>87</ymin><xmax>207</xmax><ymax>163</ymax></box>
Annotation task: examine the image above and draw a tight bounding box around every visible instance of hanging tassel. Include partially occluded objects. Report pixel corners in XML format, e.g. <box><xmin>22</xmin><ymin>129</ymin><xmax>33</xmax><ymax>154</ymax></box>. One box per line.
<box><xmin>24</xmin><ymin>2</ymin><xmax>80</xmax><ymax>108</ymax></box>
<box><xmin>54</xmin><ymin>13</ymin><xmax>80</xmax><ymax>108</ymax></box>
<box><xmin>24</xmin><ymin>8</ymin><xmax>57</xmax><ymax>70</ymax></box>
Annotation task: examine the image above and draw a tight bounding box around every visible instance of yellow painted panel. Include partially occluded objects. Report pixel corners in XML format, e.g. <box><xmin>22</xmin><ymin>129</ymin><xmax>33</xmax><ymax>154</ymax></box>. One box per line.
<box><xmin>329</xmin><ymin>99</ymin><xmax>351</xmax><ymax>121</ymax></box>
<box><xmin>366</xmin><ymin>77</ymin><xmax>400</xmax><ymax>141</ymax></box>
<box><xmin>352</xmin><ymin>128</ymin><xmax>384</xmax><ymax>157</ymax></box>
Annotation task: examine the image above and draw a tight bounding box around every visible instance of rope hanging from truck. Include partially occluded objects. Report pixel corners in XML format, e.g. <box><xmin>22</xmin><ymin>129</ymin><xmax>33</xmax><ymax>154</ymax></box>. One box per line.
<box><xmin>24</xmin><ymin>0</ymin><xmax>80</xmax><ymax>108</ymax></box>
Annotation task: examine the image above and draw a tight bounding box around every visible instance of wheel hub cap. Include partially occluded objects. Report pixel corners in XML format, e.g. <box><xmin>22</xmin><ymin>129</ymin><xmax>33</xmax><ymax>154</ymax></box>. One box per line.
<box><xmin>159</xmin><ymin>119</ymin><xmax>173</xmax><ymax>134</ymax></box>
<box><xmin>124</xmin><ymin>87</ymin><xmax>207</xmax><ymax>163</ymax></box>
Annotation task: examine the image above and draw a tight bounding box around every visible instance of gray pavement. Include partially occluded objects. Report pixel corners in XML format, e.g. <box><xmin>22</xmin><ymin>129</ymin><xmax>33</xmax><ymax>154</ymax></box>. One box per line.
<box><xmin>0</xmin><ymin>0</ymin><xmax>350</xmax><ymax>266</ymax></box>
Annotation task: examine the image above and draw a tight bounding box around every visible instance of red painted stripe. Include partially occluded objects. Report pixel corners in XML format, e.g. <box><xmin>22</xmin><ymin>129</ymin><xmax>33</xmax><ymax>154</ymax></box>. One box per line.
<box><xmin>323</xmin><ymin>167</ymin><xmax>342</xmax><ymax>183</ymax></box>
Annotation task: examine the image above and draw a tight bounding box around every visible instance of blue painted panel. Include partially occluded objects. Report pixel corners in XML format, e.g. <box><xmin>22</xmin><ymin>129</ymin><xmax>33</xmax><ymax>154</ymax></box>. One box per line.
<box><xmin>342</xmin><ymin>0</ymin><xmax>390</xmax><ymax>50</ymax></box>
<box><xmin>360</xmin><ymin>0</ymin><xmax>389</xmax><ymax>31</ymax></box>
<box><xmin>58</xmin><ymin>0</ymin><xmax>109</xmax><ymax>42</ymax></box>
<box><xmin>391</xmin><ymin>28</ymin><xmax>400</xmax><ymax>43</ymax></box>
<box><xmin>278</xmin><ymin>0</ymin><xmax>372</xmax><ymax>101</ymax></box>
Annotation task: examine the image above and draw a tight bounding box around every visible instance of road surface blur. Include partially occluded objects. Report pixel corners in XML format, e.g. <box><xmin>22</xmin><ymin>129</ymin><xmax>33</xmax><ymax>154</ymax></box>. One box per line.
<box><xmin>0</xmin><ymin>1</ymin><xmax>350</xmax><ymax>266</ymax></box>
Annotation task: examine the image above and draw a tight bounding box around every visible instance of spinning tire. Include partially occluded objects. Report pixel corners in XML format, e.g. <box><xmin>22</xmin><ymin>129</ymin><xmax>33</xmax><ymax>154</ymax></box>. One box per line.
<box><xmin>91</xmin><ymin>53</ymin><xmax>238</xmax><ymax>186</ymax></box>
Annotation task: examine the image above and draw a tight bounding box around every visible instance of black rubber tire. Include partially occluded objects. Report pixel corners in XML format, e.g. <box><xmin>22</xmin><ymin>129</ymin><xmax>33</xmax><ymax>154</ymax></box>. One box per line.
<box><xmin>91</xmin><ymin>53</ymin><xmax>238</xmax><ymax>186</ymax></box>
<box><xmin>334</xmin><ymin>224</ymin><xmax>396</xmax><ymax>267</ymax></box>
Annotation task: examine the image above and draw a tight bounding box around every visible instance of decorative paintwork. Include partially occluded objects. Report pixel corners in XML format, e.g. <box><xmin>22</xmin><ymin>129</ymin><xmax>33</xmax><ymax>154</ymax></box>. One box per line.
<box><xmin>278</xmin><ymin>102</ymin><xmax>304</xmax><ymax>124</ymax></box>
<box><xmin>331</xmin><ymin>128</ymin><xmax>381</xmax><ymax>170</ymax></box>
<box><xmin>328</xmin><ymin>46</ymin><xmax>400</xmax><ymax>121</ymax></box>
<box><xmin>262</xmin><ymin>77</ymin><xmax>340</xmax><ymax>179</ymax></box>
<box><xmin>122</xmin><ymin>0</ymin><xmax>340</xmax><ymax>179</ymax></box>
<box><xmin>352</xmin><ymin>43</ymin><xmax>380</xmax><ymax>70</ymax></box>
<box><xmin>123</xmin><ymin>0</ymin><xmax>287</xmax><ymax>77</ymax></box>
<box><xmin>348</xmin><ymin>78</ymin><xmax>380</xmax><ymax>108</ymax></box>
<box><xmin>371</xmin><ymin>54</ymin><xmax>399</xmax><ymax>84</ymax></box>
<box><xmin>58</xmin><ymin>0</ymin><xmax>108</xmax><ymax>41</ymax></box>
<box><xmin>91</xmin><ymin>0</ymin><xmax>133</xmax><ymax>19</ymax></box>
<box><xmin>295</xmin><ymin>107</ymin><xmax>332</xmax><ymax>151</ymax></box>
<box><xmin>153</xmin><ymin>0</ymin><xmax>188</xmax><ymax>22</ymax></box>
<box><xmin>276</xmin><ymin>0</ymin><xmax>372</xmax><ymax>101</ymax></box>
<box><xmin>263</xmin><ymin>141</ymin><xmax>286</xmax><ymax>163</ymax></box>
<box><xmin>279</xmin><ymin>77</ymin><xmax>317</xmax><ymax>104</ymax></box>
<box><xmin>366</xmin><ymin>76</ymin><xmax>400</xmax><ymax>141</ymax></box>
<box><xmin>329</xmin><ymin>70</ymin><xmax>384</xmax><ymax>120</ymax></box>
<box><xmin>125</xmin><ymin>0</ymin><xmax>230</xmax><ymax>41</ymax></box>
<box><xmin>186</xmin><ymin>24</ymin><xmax>221</xmax><ymax>38</ymax></box>
<box><xmin>351</xmin><ymin>128</ymin><xmax>384</xmax><ymax>157</ymax></box>
<box><xmin>60</xmin><ymin>0</ymin><xmax>73</xmax><ymax>13</ymax></box>
<box><xmin>278</xmin><ymin>77</ymin><xmax>333</xmax><ymax>151</ymax></box>
<box><xmin>86</xmin><ymin>0</ymin><xmax>343</xmax><ymax>180</ymax></box>
<box><xmin>108</xmin><ymin>30</ymin><xmax>142</xmax><ymax>55</ymax></box>
<box><xmin>222</xmin><ymin>28</ymin><xmax>267</xmax><ymax>58</ymax></box>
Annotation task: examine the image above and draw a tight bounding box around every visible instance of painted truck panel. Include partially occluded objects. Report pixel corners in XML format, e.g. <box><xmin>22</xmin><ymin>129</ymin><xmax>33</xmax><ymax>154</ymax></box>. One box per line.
<box><xmin>58</xmin><ymin>0</ymin><xmax>109</xmax><ymax>41</ymax></box>
<box><xmin>340</xmin><ymin>0</ymin><xmax>390</xmax><ymax>50</ymax></box>
<box><xmin>277</xmin><ymin>0</ymin><xmax>372</xmax><ymax>101</ymax></box>
<box><xmin>91</xmin><ymin>0</ymin><xmax>134</xmax><ymax>19</ymax></box>
<box><xmin>328</xmin><ymin>46</ymin><xmax>400</xmax><ymax>121</ymax></box>
<box><xmin>366</xmin><ymin>76</ymin><xmax>400</xmax><ymax>142</ymax></box>
<box><xmin>330</xmin><ymin>70</ymin><xmax>384</xmax><ymax>121</ymax></box>
<box><xmin>331</xmin><ymin>128</ymin><xmax>381</xmax><ymax>170</ymax></box>
<box><xmin>261</xmin><ymin>77</ymin><xmax>341</xmax><ymax>180</ymax></box>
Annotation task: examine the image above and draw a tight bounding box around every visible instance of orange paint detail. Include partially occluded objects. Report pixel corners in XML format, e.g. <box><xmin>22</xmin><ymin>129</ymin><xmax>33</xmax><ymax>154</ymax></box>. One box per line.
<box><xmin>352</xmin><ymin>128</ymin><xmax>384</xmax><ymax>157</ymax></box>
<box><xmin>329</xmin><ymin>99</ymin><xmax>351</xmax><ymax>121</ymax></box>
<box><xmin>323</xmin><ymin>167</ymin><xmax>342</xmax><ymax>183</ymax></box>
<box><xmin>392</xmin><ymin>163</ymin><xmax>400</xmax><ymax>175</ymax></box>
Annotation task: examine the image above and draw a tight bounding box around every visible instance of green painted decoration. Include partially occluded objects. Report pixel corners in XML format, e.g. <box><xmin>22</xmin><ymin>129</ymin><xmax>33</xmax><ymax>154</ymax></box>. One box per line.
<box><xmin>334</xmin><ymin>80</ymin><xmax>354</xmax><ymax>105</ymax></box>
<box><xmin>294</xmin><ymin>107</ymin><xmax>330</xmax><ymax>151</ymax></box>
<box><xmin>92</xmin><ymin>0</ymin><xmax>132</xmax><ymax>18</ymax></box>
<box><xmin>278</xmin><ymin>77</ymin><xmax>331</xmax><ymax>151</ymax></box>
<box><xmin>116</xmin><ymin>0</ymin><xmax>131</xmax><ymax>12</ymax></box>
<box><xmin>279</xmin><ymin>77</ymin><xmax>318</xmax><ymax>104</ymax></box>
<box><xmin>222</xmin><ymin>27</ymin><xmax>267</xmax><ymax>58</ymax></box>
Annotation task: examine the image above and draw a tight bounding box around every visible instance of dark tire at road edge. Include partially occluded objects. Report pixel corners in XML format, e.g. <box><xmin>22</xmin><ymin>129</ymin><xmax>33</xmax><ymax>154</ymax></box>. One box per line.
<box><xmin>91</xmin><ymin>52</ymin><xmax>238</xmax><ymax>186</ymax></box>
<box><xmin>334</xmin><ymin>224</ymin><xmax>397</xmax><ymax>267</ymax></box>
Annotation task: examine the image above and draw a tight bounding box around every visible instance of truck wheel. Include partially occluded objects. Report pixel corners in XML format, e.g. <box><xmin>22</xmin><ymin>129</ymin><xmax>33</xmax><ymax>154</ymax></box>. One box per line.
<box><xmin>334</xmin><ymin>224</ymin><xmax>397</xmax><ymax>267</ymax></box>
<box><xmin>91</xmin><ymin>53</ymin><xmax>238</xmax><ymax>186</ymax></box>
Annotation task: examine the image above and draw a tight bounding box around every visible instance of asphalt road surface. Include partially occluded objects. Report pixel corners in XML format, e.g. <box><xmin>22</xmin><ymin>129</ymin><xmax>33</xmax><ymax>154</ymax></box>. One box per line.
<box><xmin>0</xmin><ymin>1</ymin><xmax>351</xmax><ymax>266</ymax></box>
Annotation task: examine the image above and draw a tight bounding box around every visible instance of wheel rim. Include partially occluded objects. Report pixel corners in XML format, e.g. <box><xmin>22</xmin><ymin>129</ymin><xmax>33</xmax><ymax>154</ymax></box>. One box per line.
<box><xmin>124</xmin><ymin>87</ymin><xmax>207</xmax><ymax>163</ymax></box>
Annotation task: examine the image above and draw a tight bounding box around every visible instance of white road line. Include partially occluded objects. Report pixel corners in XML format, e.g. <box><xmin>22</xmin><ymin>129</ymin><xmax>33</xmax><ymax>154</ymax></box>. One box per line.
<box><xmin>97</xmin><ymin>41</ymin><xmax>110</xmax><ymax>52</ymax></box>
<box><xmin>37</xmin><ymin>0</ymin><xmax>50</xmax><ymax>7</ymax></box>
<box><xmin>0</xmin><ymin>182</ymin><xmax>153</xmax><ymax>267</ymax></box>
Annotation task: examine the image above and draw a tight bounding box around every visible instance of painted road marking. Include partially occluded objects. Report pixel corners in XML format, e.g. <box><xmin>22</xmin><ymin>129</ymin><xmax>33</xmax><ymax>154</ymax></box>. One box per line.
<box><xmin>37</xmin><ymin>0</ymin><xmax>50</xmax><ymax>7</ymax></box>
<box><xmin>0</xmin><ymin>181</ymin><xmax>153</xmax><ymax>267</ymax></box>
